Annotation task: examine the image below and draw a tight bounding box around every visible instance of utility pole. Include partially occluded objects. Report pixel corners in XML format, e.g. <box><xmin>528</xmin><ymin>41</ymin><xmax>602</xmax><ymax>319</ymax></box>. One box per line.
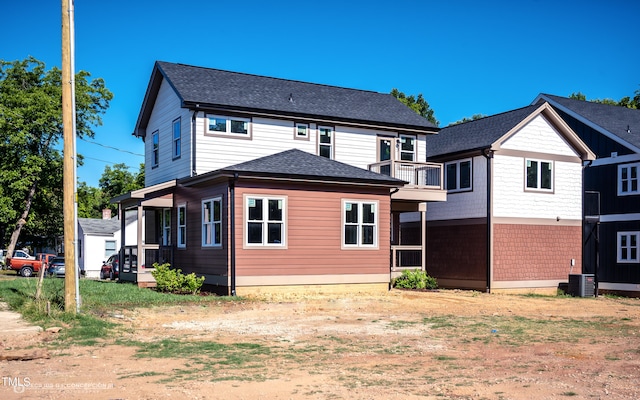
<box><xmin>62</xmin><ymin>0</ymin><xmax>77</xmax><ymax>314</ymax></box>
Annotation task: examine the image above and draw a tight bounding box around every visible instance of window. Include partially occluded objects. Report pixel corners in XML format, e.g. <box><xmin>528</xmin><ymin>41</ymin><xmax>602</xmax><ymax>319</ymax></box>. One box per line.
<box><xmin>343</xmin><ymin>200</ymin><xmax>378</xmax><ymax>247</ymax></box>
<box><xmin>295</xmin><ymin>123</ymin><xmax>309</xmax><ymax>140</ymax></box>
<box><xmin>172</xmin><ymin>118</ymin><xmax>181</xmax><ymax>159</ymax></box>
<box><xmin>399</xmin><ymin>135</ymin><xmax>416</xmax><ymax>161</ymax></box>
<box><xmin>618</xmin><ymin>163</ymin><xmax>639</xmax><ymax>196</ymax></box>
<box><xmin>206</xmin><ymin>114</ymin><xmax>250</xmax><ymax>136</ymax></box>
<box><xmin>152</xmin><ymin>130</ymin><xmax>159</xmax><ymax>167</ymax></box>
<box><xmin>105</xmin><ymin>240</ymin><xmax>116</xmax><ymax>258</ymax></box>
<box><xmin>525</xmin><ymin>159</ymin><xmax>553</xmax><ymax>191</ymax></box>
<box><xmin>318</xmin><ymin>126</ymin><xmax>333</xmax><ymax>159</ymax></box>
<box><xmin>162</xmin><ymin>208</ymin><xmax>171</xmax><ymax>246</ymax></box>
<box><xmin>618</xmin><ymin>232</ymin><xmax>639</xmax><ymax>263</ymax></box>
<box><xmin>177</xmin><ymin>205</ymin><xmax>186</xmax><ymax>248</ymax></box>
<box><xmin>246</xmin><ymin>196</ymin><xmax>286</xmax><ymax>246</ymax></box>
<box><xmin>202</xmin><ymin>198</ymin><xmax>222</xmax><ymax>247</ymax></box>
<box><xmin>445</xmin><ymin>159</ymin><xmax>472</xmax><ymax>192</ymax></box>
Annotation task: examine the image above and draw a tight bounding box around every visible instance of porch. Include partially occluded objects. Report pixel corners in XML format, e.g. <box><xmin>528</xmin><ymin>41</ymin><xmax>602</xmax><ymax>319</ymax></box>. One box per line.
<box><xmin>368</xmin><ymin>160</ymin><xmax>447</xmax><ymax>278</ymax></box>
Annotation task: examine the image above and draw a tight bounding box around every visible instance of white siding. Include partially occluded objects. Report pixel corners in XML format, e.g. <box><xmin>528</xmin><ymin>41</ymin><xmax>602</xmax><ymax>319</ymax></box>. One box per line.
<box><xmin>80</xmin><ymin>234</ymin><xmax>118</xmax><ymax>279</ymax></box>
<box><xmin>500</xmin><ymin>114</ymin><xmax>578</xmax><ymax>157</ymax></box>
<box><xmin>493</xmin><ymin>155</ymin><xmax>582</xmax><ymax>219</ymax></box>
<box><xmin>426</xmin><ymin>155</ymin><xmax>487</xmax><ymax>221</ymax></box>
<box><xmin>145</xmin><ymin>80</ymin><xmax>192</xmax><ymax>186</ymax></box>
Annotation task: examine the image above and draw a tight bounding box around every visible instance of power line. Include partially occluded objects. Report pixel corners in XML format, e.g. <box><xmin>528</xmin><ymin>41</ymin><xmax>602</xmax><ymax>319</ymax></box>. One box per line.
<box><xmin>81</xmin><ymin>156</ymin><xmax>140</xmax><ymax>169</ymax></box>
<box><xmin>79</xmin><ymin>137</ymin><xmax>144</xmax><ymax>157</ymax></box>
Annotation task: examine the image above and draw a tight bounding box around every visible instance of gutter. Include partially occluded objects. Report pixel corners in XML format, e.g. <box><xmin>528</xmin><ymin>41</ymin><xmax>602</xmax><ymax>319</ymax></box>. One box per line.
<box><xmin>481</xmin><ymin>149</ymin><xmax>494</xmax><ymax>293</ymax></box>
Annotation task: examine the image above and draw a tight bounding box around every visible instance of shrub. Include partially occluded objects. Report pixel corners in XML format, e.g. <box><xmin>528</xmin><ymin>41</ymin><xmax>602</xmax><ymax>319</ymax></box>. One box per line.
<box><xmin>393</xmin><ymin>269</ymin><xmax>438</xmax><ymax>290</ymax></box>
<box><xmin>151</xmin><ymin>263</ymin><xmax>205</xmax><ymax>295</ymax></box>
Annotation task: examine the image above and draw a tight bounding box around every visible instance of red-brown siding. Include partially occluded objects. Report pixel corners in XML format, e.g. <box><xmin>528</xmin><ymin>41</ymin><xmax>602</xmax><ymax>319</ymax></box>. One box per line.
<box><xmin>426</xmin><ymin>222</ymin><xmax>487</xmax><ymax>283</ymax></box>
<box><xmin>493</xmin><ymin>224</ymin><xmax>582</xmax><ymax>281</ymax></box>
<box><xmin>233</xmin><ymin>181</ymin><xmax>391</xmax><ymax>278</ymax></box>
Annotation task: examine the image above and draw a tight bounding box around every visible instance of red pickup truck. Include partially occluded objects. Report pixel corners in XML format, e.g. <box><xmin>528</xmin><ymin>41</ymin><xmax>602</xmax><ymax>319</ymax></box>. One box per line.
<box><xmin>7</xmin><ymin>251</ymin><xmax>53</xmax><ymax>277</ymax></box>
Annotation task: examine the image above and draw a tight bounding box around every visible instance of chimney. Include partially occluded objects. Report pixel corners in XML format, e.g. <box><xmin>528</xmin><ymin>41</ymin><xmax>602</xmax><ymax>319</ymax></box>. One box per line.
<box><xmin>102</xmin><ymin>209</ymin><xmax>112</xmax><ymax>220</ymax></box>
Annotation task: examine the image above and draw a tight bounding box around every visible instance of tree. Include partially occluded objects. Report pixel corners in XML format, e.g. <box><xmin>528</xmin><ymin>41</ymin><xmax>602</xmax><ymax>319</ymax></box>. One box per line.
<box><xmin>77</xmin><ymin>163</ymin><xmax>144</xmax><ymax>219</ymax></box>
<box><xmin>390</xmin><ymin>88</ymin><xmax>439</xmax><ymax>126</ymax></box>
<box><xmin>448</xmin><ymin>114</ymin><xmax>487</xmax><ymax>126</ymax></box>
<box><xmin>0</xmin><ymin>57</ymin><xmax>112</xmax><ymax>259</ymax></box>
<box><xmin>570</xmin><ymin>89</ymin><xmax>640</xmax><ymax>109</ymax></box>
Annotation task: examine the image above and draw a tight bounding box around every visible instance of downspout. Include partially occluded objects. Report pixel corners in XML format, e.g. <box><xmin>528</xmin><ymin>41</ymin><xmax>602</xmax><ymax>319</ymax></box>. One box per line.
<box><xmin>191</xmin><ymin>109</ymin><xmax>198</xmax><ymax>177</ymax></box>
<box><xmin>582</xmin><ymin>160</ymin><xmax>597</xmax><ymax>296</ymax></box>
<box><xmin>482</xmin><ymin>149</ymin><xmax>494</xmax><ymax>293</ymax></box>
<box><xmin>229</xmin><ymin>172</ymin><xmax>239</xmax><ymax>296</ymax></box>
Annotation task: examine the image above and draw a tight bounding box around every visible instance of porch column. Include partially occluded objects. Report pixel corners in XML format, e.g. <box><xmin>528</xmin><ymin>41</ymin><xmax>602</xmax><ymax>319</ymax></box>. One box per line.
<box><xmin>136</xmin><ymin>203</ymin><xmax>143</xmax><ymax>281</ymax></box>
<box><xmin>420</xmin><ymin>202</ymin><xmax>427</xmax><ymax>272</ymax></box>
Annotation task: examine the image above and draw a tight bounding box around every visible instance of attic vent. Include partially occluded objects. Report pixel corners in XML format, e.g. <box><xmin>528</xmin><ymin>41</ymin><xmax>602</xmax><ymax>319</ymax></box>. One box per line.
<box><xmin>627</xmin><ymin>125</ymin><xmax>631</xmax><ymax>134</ymax></box>
<box><xmin>289</xmin><ymin>93</ymin><xmax>294</xmax><ymax>103</ymax></box>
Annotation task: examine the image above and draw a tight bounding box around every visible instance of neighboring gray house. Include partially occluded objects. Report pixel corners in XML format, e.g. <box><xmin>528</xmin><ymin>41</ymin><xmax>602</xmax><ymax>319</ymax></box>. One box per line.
<box><xmin>534</xmin><ymin>94</ymin><xmax>640</xmax><ymax>295</ymax></box>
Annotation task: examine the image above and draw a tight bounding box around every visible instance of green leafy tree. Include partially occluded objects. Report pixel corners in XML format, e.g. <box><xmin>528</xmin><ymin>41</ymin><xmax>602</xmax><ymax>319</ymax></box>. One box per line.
<box><xmin>448</xmin><ymin>114</ymin><xmax>487</xmax><ymax>126</ymax></box>
<box><xmin>390</xmin><ymin>88</ymin><xmax>439</xmax><ymax>126</ymax></box>
<box><xmin>98</xmin><ymin>163</ymin><xmax>144</xmax><ymax>215</ymax></box>
<box><xmin>570</xmin><ymin>90</ymin><xmax>640</xmax><ymax>109</ymax></box>
<box><xmin>0</xmin><ymin>57</ymin><xmax>112</xmax><ymax>258</ymax></box>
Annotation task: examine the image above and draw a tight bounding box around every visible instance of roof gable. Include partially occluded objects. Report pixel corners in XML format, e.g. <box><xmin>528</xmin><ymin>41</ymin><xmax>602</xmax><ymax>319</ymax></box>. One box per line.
<box><xmin>534</xmin><ymin>93</ymin><xmax>640</xmax><ymax>153</ymax></box>
<box><xmin>135</xmin><ymin>61</ymin><xmax>437</xmax><ymax>137</ymax></box>
<box><xmin>427</xmin><ymin>103</ymin><xmax>594</xmax><ymax>161</ymax></box>
<box><xmin>181</xmin><ymin>149</ymin><xmax>405</xmax><ymax>187</ymax></box>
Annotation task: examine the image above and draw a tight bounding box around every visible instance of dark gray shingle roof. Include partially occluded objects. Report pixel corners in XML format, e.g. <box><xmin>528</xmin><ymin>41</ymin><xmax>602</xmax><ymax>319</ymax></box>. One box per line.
<box><xmin>426</xmin><ymin>105</ymin><xmax>541</xmax><ymax>158</ymax></box>
<box><xmin>537</xmin><ymin>94</ymin><xmax>640</xmax><ymax>151</ymax></box>
<box><xmin>152</xmin><ymin>61</ymin><xmax>437</xmax><ymax>130</ymax></box>
<box><xmin>78</xmin><ymin>218</ymin><xmax>120</xmax><ymax>235</ymax></box>
<box><xmin>183</xmin><ymin>149</ymin><xmax>405</xmax><ymax>187</ymax></box>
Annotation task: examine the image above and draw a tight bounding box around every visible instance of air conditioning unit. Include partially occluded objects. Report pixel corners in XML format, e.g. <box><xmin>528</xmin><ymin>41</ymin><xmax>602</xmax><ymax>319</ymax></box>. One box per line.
<box><xmin>567</xmin><ymin>274</ymin><xmax>595</xmax><ymax>297</ymax></box>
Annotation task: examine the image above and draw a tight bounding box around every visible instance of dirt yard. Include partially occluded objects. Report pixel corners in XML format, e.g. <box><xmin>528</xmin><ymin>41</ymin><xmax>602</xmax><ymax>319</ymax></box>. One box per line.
<box><xmin>2</xmin><ymin>289</ymin><xmax>640</xmax><ymax>399</ymax></box>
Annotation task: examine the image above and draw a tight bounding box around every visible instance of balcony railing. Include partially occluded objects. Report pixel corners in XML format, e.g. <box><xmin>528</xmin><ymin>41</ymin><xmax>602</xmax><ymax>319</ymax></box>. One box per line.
<box><xmin>122</xmin><ymin>245</ymin><xmax>173</xmax><ymax>272</ymax></box>
<box><xmin>368</xmin><ymin>160</ymin><xmax>443</xmax><ymax>189</ymax></box>
<box><xmin>391</xmin><ymin>245</ymin><xmax>423</xmax><ymax>270</ymax></box>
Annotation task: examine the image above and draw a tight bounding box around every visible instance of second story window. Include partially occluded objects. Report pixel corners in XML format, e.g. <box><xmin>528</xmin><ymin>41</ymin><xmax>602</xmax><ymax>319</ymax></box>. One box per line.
<box><xmin>445</xmin><ymin>159</ymin><xmax>472</xmax><ymax>192</ymax></box>
<box><xmin>399</xmin><ymin>135</ymin><xmax>416</xmax><ymax>161</ymax></box>
<box><xmin>295</xmin><ymin>123</ymin><xmax>309</xmax><ymax>140</ymax></box>
<box><xmin>618</xmin><ymin>163</ymin><xmax>639</xmax><ymax>196</ymax></box>
<box><xmin>318</xmin><ymin>126</ymin><xmax>333</xmax><ymax>159</ymax></box>
<box><xmin>173</xmin><ymin>118</ymin><xmax>181</xmax><ymax>159</ymax></box>
<box><xmin>525</xmin><ymin>159</ymin><xmax>553</xmax><ymax>191</ymax></box>
<box><xmin>206</xmin><ymin>114</ymin><xmax>250</xmax><ymax>136</ymax></box>
<box><xmin>152</xmin><ymin>130</ymin><xmax>159</xmax><ymax>167</ymax></box>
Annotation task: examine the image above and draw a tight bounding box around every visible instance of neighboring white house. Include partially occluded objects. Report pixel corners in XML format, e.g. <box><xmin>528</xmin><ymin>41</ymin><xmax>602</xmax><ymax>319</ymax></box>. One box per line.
<box><xmin>78</xmin><ymin>211</ymin><xmax>137</xmax><ymax>278</ymax></box>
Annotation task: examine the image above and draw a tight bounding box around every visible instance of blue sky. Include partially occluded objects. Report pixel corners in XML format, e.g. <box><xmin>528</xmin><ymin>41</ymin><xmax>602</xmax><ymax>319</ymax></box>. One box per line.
<box><xmin>3</xmin><ymin>0</ymin><xmax>639</xmax><ymax>187</ymax></box>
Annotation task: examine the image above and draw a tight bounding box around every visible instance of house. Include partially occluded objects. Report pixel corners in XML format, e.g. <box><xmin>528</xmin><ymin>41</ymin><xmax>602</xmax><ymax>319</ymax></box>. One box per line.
<box><xmin>534</xmin><ymin>94</ymin><xmax>640</xmax><ymax>295</ymax></box>
<box><xmin>424</xmin><ymin>102</ymin><xmax>595</xmax><ymax>293</ymax></box>
<box><xmin>77</xmin><ymin>211</ymin><xmax>137</xmax><ymax>278</ymax></box>
<box><xmin>114</xmin><ymin>61</ymin><xmax>446</xmax><ymax>294</ymax></box>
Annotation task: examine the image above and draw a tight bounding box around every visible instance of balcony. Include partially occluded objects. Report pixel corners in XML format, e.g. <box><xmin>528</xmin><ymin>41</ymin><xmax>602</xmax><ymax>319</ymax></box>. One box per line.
<box><xmin>368</xmin><ymin>160</ymin><xmax>447</xmax><ymax>204</ymax></box>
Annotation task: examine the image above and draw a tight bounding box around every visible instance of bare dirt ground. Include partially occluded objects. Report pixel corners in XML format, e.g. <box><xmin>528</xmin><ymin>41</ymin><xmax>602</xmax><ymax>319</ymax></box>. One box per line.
<box><xmin>2</xmin><ymin>289</ymin><xmax>640</xmax><ymax>400</ymax></box>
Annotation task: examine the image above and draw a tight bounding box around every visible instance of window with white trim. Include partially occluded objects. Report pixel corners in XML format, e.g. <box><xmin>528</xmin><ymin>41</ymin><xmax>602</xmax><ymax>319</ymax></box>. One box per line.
<box><xmin>525</xmin><ymin>159</ymin><xmax>553</xmax><ymax>191</ymax></box>
<box><xmin>177</xmin><ymin>205</ymin><xmax>186</xmax><ymax>248</ymax></box>
<box><xmin>318</xmin><ymin>126</ymin><xmax>333</xmax><ymax>159</ymax></box>
<box><xmin>206</xmin><ymin>114</ymin><xmax>250</xmax><ymax>136</ymax></box>
<box><xmin>172</xmin><ymin>117</ymin><xmax>181</xmax><ymax>159</ymax></box>
<box><xmin>202</xmin><ymin>197</ymin><xmax>222</xmax><ymax>247</ymax></box>
<box><xmin>618</xmin><ymin>231</ymin><xmax>639</xmax><ymax>263</ymax></box>
<box><xmin>105</xmin><ymin>240</ymin><xmax>116</xmax><ymax>258</ymax></box>
<box><xmin>246</xmin><ymin>196</ymin><xmax>286</xmax><ymax>246</ymax></box>
<box><xmin>445</xmin><ymin>159</ymin><xmax>472</xmax><ymax>192</ymax></box>
<box><xmin>162</xmin><ymin>208</ymin><xmax>171</xmax><ymax>246</ymax></box>
<box><xmin>152</xmin><ymin>130</ymin><xmax>159</xmax><ymax>167</ymax></box>
<box><xmin>295</xmin><ymin>123</ymin><xmax>309</xmax><ymax>140</ymax></box>
<box><xmin>618</xmin><ymin>163</ymin><xmax>639</xmax><ymax>196</ymax></box>
<box><xmin>399</xmin><ymin>135</ymin><xmax>416</xmax><ymax>161</ymax></box>
<box><xmin>343</xmin><ymin>200</ymin><xmax>378</xmax><ymax>247</ymax></box>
